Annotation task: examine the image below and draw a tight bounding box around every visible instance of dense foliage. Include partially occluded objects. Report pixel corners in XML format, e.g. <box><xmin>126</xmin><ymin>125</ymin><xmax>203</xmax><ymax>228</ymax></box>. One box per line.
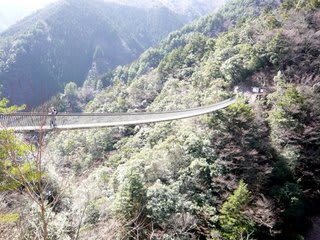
<box><xmin>0</xmin><ymin>0</ymin><xmax>212</xmax><ymax>107</ymax></box>
<box><xmin>1</xmin><ymin>0</ymin><xmax>319</xmax><ymax>239</ymax></box>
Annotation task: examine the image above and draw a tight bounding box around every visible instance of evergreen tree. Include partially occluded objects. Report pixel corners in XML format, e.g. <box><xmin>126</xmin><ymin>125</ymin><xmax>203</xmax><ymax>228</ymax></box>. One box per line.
<box><xmin>218</xmin><ymin>180</ymin><xmax>255</xmax><ymax>240</ymax></box>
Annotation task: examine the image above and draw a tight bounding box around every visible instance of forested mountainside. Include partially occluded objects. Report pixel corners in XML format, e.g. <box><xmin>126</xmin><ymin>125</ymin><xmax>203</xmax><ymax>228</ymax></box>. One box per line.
<box><xmin>103</xmin><ymin>0</ymin><xmax>225</xmax><ymax>20</ymax></box>
<box><xmin>1</xmin><ymin>0</ymin><xmax>320</xmax><ymax>239</ymax></box>
<box><xmin>0</xmin><ymin>0</ymin><xmax>217</xmax><ymax>107</ymax></box>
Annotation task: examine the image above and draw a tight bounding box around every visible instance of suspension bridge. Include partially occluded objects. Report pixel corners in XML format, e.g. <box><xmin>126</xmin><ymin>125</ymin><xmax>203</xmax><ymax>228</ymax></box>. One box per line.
<box><xmin>0</xmin><ymin>98</ymin><xmax>236</xmax><ymax>132</ymax></box>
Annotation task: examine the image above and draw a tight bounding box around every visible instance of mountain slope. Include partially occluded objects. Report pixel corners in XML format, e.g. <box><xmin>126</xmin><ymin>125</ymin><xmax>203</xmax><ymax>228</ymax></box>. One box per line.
<box><xmin>2</xmin><ymin>0</ymin><xmax>320</xmax><ymax>239</ymax></box>
<box><xmin>0</xmin><ymin>0</ymin><xmax>218</xmax><ymax>107</ymax></box>
<box><xmin>43</xmin><ymin>0</ymin><xmax>320</xmax><ymax>239</ymax></box>
<box><xmin>103</xmin><ymin>0</ymin><xmax>225</xmax><ymax>19</ymax></box>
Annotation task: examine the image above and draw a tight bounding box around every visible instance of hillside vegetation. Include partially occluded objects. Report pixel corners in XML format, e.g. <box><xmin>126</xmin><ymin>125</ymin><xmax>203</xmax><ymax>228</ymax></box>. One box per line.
<box><xmin>1</xmin><ymin>0</ymin><xmax>320</xmax><ymax>239</ymax></box>
<box><xmin>0</xmin><ymin>0</ymin><xmax>216</xmax><ymax>107</ymax></box>
<box><xmin>103</xmin><ymin>0</ymin><xmax>226</xmax><ymax>20</ymax></box>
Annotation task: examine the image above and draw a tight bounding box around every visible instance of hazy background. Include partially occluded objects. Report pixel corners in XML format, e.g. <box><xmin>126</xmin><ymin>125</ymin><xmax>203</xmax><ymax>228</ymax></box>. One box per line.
<box><xmin>0</xmin><ymin>0</ymin><xmax>58</xmax><ymax>32</ymax></box>
<box><xmin>0</xmin><ymin>0</ymin><xmax>223</xmax><ymax>32</ymax></box>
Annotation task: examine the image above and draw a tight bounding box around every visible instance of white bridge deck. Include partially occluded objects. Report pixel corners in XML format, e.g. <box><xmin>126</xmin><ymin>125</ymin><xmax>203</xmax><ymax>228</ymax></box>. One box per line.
<box><xmin>0</xmin><ymin>98</ymin><xmax>236</xmax><ymax>132</ymax></box>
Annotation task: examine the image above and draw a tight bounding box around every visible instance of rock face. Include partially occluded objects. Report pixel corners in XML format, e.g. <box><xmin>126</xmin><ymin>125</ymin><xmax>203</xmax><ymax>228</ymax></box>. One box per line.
<box><xmin>0</xmin><ymin>0</ymin><xmax>221</xmax><ymax>107</ymax></box>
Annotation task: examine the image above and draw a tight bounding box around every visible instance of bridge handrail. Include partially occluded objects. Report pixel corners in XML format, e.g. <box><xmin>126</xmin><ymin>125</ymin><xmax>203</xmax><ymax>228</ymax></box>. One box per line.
<box><xmin>1</xmin><ymin>98</ymin><xmax>235</xmax><ymax>117</ymax></box>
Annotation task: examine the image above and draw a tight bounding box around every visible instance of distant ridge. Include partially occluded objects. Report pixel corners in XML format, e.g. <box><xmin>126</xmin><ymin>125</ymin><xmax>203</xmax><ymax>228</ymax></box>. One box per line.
<box><xmin>0</xmin><ymin>0</ymin><xmax>221</xmax><ymax>106</ymax></box>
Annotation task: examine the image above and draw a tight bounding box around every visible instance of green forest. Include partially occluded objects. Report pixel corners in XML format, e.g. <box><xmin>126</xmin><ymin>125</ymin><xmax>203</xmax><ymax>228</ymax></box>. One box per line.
<box><xmin>0</xmin><ymin>0</ymin><xmax>193</xmax><ymax>107</ymax></box>
<box><xmin>1</xmin><ymin>0</ymin><xmax>320</xmax><ymax>239</ymax></box>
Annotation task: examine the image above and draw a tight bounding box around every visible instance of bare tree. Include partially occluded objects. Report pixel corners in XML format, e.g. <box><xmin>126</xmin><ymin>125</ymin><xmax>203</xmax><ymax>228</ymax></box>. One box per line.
<box><xmin>0</xmin><ymin>110</ymin><xmax>66</xmax><ymax>240</ymax></box>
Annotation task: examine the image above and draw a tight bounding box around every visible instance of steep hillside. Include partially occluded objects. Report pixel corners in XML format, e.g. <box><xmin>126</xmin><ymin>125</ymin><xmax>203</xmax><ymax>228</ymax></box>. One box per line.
<box><xmin>0</xmin><ymin>0</ymin><xmax>214</xmax><ymax>107</ymax></box>
<box><xmin>103</xmin><ymin>0</ymin><xmax>226</xmax><ymax>19</ymax></box>
<box><xmin>1</xmin><ymin>0</ymin><xmax>320</xmax><ymax>239</ymax></box>
<box><xmin>47</xmin><ymin>0</ymin><xmax>283</xmax><ymax>112</ymax></box>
